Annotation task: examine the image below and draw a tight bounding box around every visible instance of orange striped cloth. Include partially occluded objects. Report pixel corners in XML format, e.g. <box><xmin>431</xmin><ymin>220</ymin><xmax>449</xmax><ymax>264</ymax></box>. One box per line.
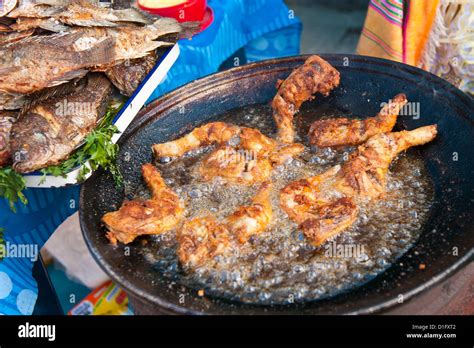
<box><xmin>357</xmin><ymin>0</ymin><xmax>440</xmax><ymax>66</ymax></box>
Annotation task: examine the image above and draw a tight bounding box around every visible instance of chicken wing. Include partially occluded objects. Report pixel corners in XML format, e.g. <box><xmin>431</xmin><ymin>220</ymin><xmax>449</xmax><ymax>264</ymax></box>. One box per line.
<box><xmin>280</xmin><ymin>125</ymin><xmax>437</xmax><ymax>246</ymax></box>
<box><xmin>153</xmin><ymin>123</ymin><xmax>276</xmax><ymax>160</ymax></box>
<box><xmin>152</xmin><ymin>122</ymin><xmax>241</xmax><ymax>159</ymax></box>
<box><xmin>102</xmin><ymin>163</ymin><xmax>184</xmax><ymax>245</ymax></box>
<box><xmin>272</xmin><ymin>55</ymin><xmax>340</xmax><ymax>143</ymax></box>
<box><xmin>177</xmin><ymin>182</ymin><xmax>272</xmax><ymax>269</ymax></box>
<box><xmin>308</xmin><ymin>93</ymin><xmax>407</xmax><ymax>148</ymax></box>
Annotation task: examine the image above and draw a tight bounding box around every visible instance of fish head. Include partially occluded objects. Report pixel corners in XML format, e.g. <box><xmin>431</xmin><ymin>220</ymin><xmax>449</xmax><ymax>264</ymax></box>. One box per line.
<box><xmin>10</xmin><ymin>112</ymin><xmax>54</xmax><ymax>173</ymax></box>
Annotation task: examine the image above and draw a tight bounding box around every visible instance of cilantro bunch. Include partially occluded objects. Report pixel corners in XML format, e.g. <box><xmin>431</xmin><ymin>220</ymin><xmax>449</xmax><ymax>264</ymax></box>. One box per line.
<box><xmin>40</xmin><ymin>104</ymin><xmax>124</xmax><ymax>186</ymax></box>
<box><xmin>0</xmin><ymin>167</ymin><xmax>27</xmax><ymax>212</ymax></box>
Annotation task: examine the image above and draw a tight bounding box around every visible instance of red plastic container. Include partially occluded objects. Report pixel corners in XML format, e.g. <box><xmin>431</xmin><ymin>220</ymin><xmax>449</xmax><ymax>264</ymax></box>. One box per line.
<box><xmin>138</xmin><ymin>0</ymin><xmax>207</xmax><ymax>23</ymax></box>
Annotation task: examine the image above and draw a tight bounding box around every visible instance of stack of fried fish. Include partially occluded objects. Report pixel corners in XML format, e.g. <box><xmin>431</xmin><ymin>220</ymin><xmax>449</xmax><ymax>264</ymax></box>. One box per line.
<box><xmin>0</xmin><ymin>0</ymin><xmax>185</xmax><ymax>173</ymax></box>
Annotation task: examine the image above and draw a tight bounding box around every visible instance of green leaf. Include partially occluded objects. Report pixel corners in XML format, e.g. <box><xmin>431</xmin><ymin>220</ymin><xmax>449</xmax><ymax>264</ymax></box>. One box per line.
<box><xmin>40</xmin><ymin>103</ymin><xmax>124</xmax><ymax>187</ymax></box>
<box><xmin>0</xmin><ymin>167</ymin><xmax>27</xmax><ymax>212</ymax></box>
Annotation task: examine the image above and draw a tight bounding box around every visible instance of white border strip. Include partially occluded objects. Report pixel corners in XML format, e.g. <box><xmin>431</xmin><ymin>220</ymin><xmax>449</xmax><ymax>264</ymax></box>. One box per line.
<box><xmin>23</xmin><ymin>44</ymin><xmax>180</xmax><ymax>188</ymax></box>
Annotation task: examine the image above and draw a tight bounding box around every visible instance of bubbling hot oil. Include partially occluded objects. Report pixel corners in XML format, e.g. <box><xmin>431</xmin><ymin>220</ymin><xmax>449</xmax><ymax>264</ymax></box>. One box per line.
<box><xmin>139</xmin><ymin>105</ymin><xmax>434</xmax><ymax>304</ymax></box>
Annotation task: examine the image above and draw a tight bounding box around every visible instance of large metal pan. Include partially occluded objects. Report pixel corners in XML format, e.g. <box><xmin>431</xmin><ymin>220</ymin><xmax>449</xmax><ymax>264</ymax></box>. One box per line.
<box><xmin>79</xmin><ymin>54</ymin><xmax>474</xmax><ymax>314</ymax></box>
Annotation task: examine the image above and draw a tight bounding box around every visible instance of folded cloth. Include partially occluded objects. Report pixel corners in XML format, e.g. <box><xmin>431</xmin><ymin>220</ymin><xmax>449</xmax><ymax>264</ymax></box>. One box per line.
<box><xmin>357</xmin><ymin>0</ymin><xmax>440</xmax><ymax>65</ymax></box>
<box><xmin>357</xmin><ymin>0</ymin><xmax>472</xmax><ymax>95</ymax></box>
<box><xmin>357</xmin><ymin>0</ymin><xmax>406</xmax><ymax>62</ymax></box>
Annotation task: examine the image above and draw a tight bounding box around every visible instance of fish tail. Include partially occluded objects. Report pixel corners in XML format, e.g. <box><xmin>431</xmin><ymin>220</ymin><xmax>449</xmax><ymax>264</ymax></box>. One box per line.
<box><xmin>177</xmin><ymin>21</ymin><xmax>200</xmax><ymax>39</ymax></box>
<box><xmin>151</xmin><ymin>17</ymin><xmax>182</xmax><ymax>35</ymax></box>
<box><xmin>114</xmin><ymin>8</ymin><xmax>151</xmax><ymax>24</ymax></box>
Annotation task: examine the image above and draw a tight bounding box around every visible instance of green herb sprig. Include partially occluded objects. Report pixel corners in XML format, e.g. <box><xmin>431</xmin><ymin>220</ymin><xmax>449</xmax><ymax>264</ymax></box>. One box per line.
<box><xmin>0</xmin><ymin>167</ymin><xmax>27</xmax><ymax>212</ymax></box>
<box><xmin>40</xmin><ymin>103</ymin><xmax>124</xmax><ymax>186</ymax></box>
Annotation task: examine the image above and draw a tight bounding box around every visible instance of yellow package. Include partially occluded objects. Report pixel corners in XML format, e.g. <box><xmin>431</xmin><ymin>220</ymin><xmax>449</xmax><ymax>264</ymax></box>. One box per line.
<box><xmin>68</xmin><ymin>281</ymin><xmax>133</xmax><ymax>315</ymax></box>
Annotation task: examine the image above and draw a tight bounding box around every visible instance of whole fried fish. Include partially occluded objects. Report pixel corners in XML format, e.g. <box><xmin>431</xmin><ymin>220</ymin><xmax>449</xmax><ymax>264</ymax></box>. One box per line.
<box><xmin>78</xmin><ymin>17</ymin><xmax>180</xmax><ymax>64</ymax></box>
<box><xmin>0</xmin><ymin>32</ymin><xmax>113</xmax><ymax>94</ymax></box>
<box><xmin>10</xmin><ymin>73</ymin><xmax>112</xmax><ymax>173</ymax></box>
<box><xmin>105</xmin><ymin>52</ymin><xmax>157</xmax><ymax>96</ymax></box>
<box><xmin>0</xmin><ymin>111</ymin><xmax>17</xmax><ymax>167</ymax></box>
<box><xmin>0</xmin><ymin>17</ymin><xmax>182</xmax><ymax>94</ymax></box>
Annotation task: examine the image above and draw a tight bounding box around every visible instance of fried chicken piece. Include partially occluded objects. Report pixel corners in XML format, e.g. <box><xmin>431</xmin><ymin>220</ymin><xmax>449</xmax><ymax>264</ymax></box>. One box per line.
<box><xmin>198</xmin><ymin>129</ymin><xmax>304</xmax><ymax>184</ymax></box>
<box><xmin>177</xmin><ymin>182</ymin><xmax>272</xmax><ymax>268</ymax></box>
<box><xmin>339</xmin><ymin>125</ymin><xmax>437</xmax><ymax>198</ymax></box>
<box><xmin>269</xmin><ymin>143</ymin><xmax>306</xmax><ymax>165</ymax></box>
<box><xmin>177</xmin><ymin>217</ymin><xmax>231</xmax><ymax>269</ymax></box>
<box><xmin>309</xmin><ymin>94</ymin><xmax>407</xmax><ymax>148</ymax></box>
<box><xmin>239</xmin><ymin>127</ymin><xmax>277</xmax><ymax>156</ymax></box>
<box><xmin>225</xmin><ymin>181</ymin><xmax>273</xmax><ymax>243</ymax></box>
<box><xmin>152</xmin><ymin>122</ymin><xmax>241</xmax><ymax>159</ymax></box>
<box><xmin>198</xmin><ymin>127</ymin><xmax>277</xmax><ymax>184</ymax></box>
<box><xmin>102</xmin><ymin>163</ymin><xmax>184</xmax><ymax>245</ymax></box>
<box><xmin>299</xmin><ymin>197</ymin><xmax>359</xmax><ymax>247</ymax></box>
<box><xmin>280</xmin><ymin>125</ymin><xmax>437</xmax><ymax>246</ymax></box>
<box><xmin>272</xmin><ymin>55</ymin><xmax>340</xmax><ymax>143</ymax></box>
<box><xmin>199</xmin><ymin>146</ymin><xmax>273</xmax><ymax>184</ymax></box>
<box><xmin>154</xmin><ymin>122</ymin><xmax>304</xmax><ymax>184</ymax></box>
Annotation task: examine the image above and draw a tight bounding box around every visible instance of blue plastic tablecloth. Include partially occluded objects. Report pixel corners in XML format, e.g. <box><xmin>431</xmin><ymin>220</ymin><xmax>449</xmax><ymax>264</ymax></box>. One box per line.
<box><xmin>0</xmin><ymin>0</ymin><xmax>301</xmax><ymax>315</ymax></box>
<box><xmin>150</xmin><ymin>0</ymin><xmax>301</xmax><ymax>99</ymax></box>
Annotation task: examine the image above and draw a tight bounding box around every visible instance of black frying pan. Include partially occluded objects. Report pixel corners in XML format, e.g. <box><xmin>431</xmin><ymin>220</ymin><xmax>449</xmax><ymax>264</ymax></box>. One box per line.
<box><xmin>79</xmin><ymin>54</ymin><xmax>474</xmax><ymax>314</ymax></box>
